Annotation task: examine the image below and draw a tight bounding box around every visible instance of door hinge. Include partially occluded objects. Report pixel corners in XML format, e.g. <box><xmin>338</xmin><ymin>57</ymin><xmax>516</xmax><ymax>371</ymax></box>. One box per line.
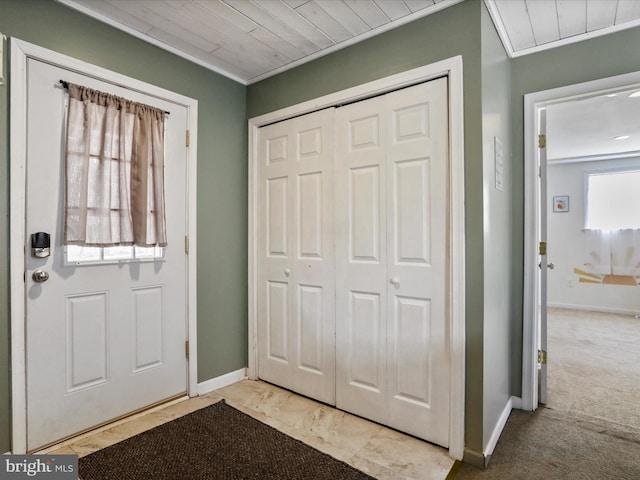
<box><xmin>185</xmin><ymin>340</ymin><xmax>190</xmax><ymax>359</ymax></box>
<box><xmin>539</xmin><ymin>241</ymin><xmax>547</xmax><ymax>256</ymax></box>
<box><xmin>185</xmin><ymin>130</ymin><xmax>190</xmax><ymax>147</ymax></box>
<box><xmin>538</xmin><ymin>349</ymin><xmax>547</xmax><ymax>365</ymax></box>
<box><xmin>538</xmin><ymin>134</ymin><xmax>546</xmax><ymax>149</ymax></box>
<box><xmin>184</xmin><ymin>235</ymin><xmax>189</xmax><ymax>254</ymax></box>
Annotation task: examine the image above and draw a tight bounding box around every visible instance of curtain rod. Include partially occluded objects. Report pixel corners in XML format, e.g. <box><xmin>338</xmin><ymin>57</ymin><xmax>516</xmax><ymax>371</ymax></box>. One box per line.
<box><xmin>59</xmin><ymin>80</ymin><xmax>170</xmax><ymax>115</ymax></box>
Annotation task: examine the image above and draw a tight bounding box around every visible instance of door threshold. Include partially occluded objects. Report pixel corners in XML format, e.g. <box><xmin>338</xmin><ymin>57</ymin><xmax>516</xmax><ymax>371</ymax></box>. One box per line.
<box><xmin>31</xmin><ymin>393</ymin><xmax>189</xmax><ymax>454</ymax></box>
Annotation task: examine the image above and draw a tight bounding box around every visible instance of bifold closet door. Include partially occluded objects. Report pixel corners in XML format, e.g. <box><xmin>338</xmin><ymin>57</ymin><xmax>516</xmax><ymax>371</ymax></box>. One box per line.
<box><xmin>257</xmin><ymin>108</ymin><xmax>336</xmax><ymax>404</ymax></box>
<box><xmin>335</xmin><ymin>78</ymin><xmax>450</xmax><ymax>447</ymax></box>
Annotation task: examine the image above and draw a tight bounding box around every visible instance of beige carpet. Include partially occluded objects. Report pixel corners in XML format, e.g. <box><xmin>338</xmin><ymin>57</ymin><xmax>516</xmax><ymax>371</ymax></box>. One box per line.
<box><xmin>453</xmin><ymin>308</ymin><xmax>640</xmax><ymax>479</ymax></box>
<box><xmin>546</xmin><ymin>308</ymin><xmax>640</xmax><ymax>430</ymax></box>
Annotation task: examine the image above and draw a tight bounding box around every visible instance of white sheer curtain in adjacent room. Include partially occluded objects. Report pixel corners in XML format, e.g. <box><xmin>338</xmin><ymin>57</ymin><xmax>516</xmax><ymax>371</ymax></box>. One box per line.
<box><xmin>583</xmin><ymin>169</ymin><xmax>640</xmax><ymax>276</ymax></box>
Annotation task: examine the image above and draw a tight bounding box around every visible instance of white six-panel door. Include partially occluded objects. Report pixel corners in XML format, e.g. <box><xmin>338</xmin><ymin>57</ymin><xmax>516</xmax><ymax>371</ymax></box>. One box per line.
<box><xmin>335</xmin><ymin>79</ymin><xmax>450</xmax><ymax>446</ymax></box>
<box><xmin>257</xmin><ymin>108</ymin><xmax>336</xmax><ymax>403</ymax></box>
<box><xmin>257</xmin><ymin>78</ymin><xmax>450</xmax><ymax>447</ymax></box>
<box><xmin>334</xmin><ymin>94</ymin><xmax>389</xmax><ymax>419</ymax></box>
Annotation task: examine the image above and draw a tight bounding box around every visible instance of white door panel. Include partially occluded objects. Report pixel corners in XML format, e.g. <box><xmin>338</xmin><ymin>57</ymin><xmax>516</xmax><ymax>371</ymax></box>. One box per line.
<box><xmin>26</xmin><ymin>59</ymin><xmax>188</xmax><ymax>450</ymax></box>
<box><xmin>336</xmin><ymin>79</ymin><xmax>450</xmax><ymax>446</ymax></box>
<box><xmin>386</xmin><ymin>81</ymin><xmax>449</xmax><ymax>445</ymax></box>
<box><xmin>335</xmin><ymin>96</ymin><xmax>388</xmax><ymax>419</ymax></box>
<box><xmin>257</xmin><ymin>108</ymin><xmax>336</xmax><ymax>403</ymax></box>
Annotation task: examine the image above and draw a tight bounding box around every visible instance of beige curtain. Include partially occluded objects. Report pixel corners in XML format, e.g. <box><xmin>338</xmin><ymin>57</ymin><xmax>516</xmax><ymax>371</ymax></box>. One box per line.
<box><xmin>64</xmin><ymin>83</ymin><xmax>167</xmax><ymax>247</ymax></box>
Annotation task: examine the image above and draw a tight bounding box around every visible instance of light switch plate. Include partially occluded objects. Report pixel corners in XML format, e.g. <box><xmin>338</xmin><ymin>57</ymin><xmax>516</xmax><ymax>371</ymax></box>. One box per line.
<box><xmin>494</xmin><ymin>136</ymin><xmax>504</xmax><ymax>191</ymax></box>
<box><xmin>0</xmin><ymin>34</ymin><xmax>5</xmax><ymax>85</ymax></box>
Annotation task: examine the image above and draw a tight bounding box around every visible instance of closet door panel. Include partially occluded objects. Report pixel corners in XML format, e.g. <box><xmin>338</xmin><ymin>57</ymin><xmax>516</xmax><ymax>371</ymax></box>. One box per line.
<box><xmin>349</xmin><ymin>165</ymin><xmax>381</xmax><ymax>262</ymax></box>
<box><xmin>258</xmin><ymin>119</ymin><xmax>293</xmax><ymax>388</ymax></box>
<box><xmin>257</xmin><ymin>108</ymin><xmax>336</xmax><ymax>404</ymax></box>
<box><xmin>292</xmin><ymin>109</ymin><xmax>336</xmax><ymax>402</ymax></box>
<box><xmin>336</xmin><ymin>78</ymin><xmax>450</xmax><ymax>447</ymax></box>
<box><xmin>347</xmin><ymin>291</ymin><xmax>384</xmax><ymax>391</ymax></box>
<box><xmin>267</xmin><ymin>176</ymin><xmax>289</xmax><ymax>257</ymax></box>
<box><xmin>335</xmin><ymin>96</ymin><xmax>389</xmax><ymax>422</ymax></box>
<box><xmin>386</xmin><ymin>79</ymin><xmax>450</xmax><ymax>447</ymax></box>
<box><xmin>266</xmin><ymin>281</ymin><xmax>289</xmax><ymax>363</ymax></box>
<box><xmin>297</xmin><ymin>172</ymin><xmax>323</xmax><ymax>258</ymax></box>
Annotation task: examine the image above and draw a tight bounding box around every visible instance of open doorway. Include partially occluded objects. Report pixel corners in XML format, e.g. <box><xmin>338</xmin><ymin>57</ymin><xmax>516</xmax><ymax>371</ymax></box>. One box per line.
<box><xmin>523</xmin><ymin>71</ymin><xmax>640</xmax><ymax>414</ymax></box>
<box><xmin>544</xmin><ymin>91</ymin><xmax>640</xmax><ymax>429</ymax></box>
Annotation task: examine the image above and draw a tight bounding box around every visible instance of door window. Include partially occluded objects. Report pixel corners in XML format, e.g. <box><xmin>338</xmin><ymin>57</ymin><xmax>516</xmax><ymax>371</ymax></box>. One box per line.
<box><xmin>66</xmin><ymin>245</ymin><xmax>165</xmax><ymax>265</ymax></box>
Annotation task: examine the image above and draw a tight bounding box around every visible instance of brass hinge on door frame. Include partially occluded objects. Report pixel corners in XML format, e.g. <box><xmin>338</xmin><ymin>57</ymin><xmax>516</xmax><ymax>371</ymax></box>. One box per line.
<box><xmin>538</xmin><ymin>349</ymin><xmax>547</xmax><ymax>365</ymax></box>
<box><xmin>539</xmin><ymin>241</ymin><xmax>547</xmax><ymax>256</ymax></box>
<box><xmin>186</xmin><ymin>130</ymin><xmax>190</xmax><ymax>147</ymax></box>
<box><xmin>185</xmin><ymin>341</ymin><xmax>190</xmax><ymax>359</ymax></box>
<box><xmin>538</xmin><ymin>134</ymin><xmax>546</xmax><ymax>149</ymax></box>
<box><xmin>184</xmin><ymin>235</ymin><xmax>189</xmax><ymax>254</ymax></box>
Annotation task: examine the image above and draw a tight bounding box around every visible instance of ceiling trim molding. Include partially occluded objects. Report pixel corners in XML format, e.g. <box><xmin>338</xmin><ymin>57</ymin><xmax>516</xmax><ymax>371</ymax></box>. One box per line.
<box><xmin>484</xmin><ymin>0</ymin><xmax>515</xmax><ymax>58</ymax></box>
<box><xmin>485</xmin><ymin>0</ymin><xmax>640</xmax><ymax>59</ymax></box>
<box><xmin>509</xmin><ymin>16</ymin><xmax>640</xmax><ymax>58</ymax></box>
<box><xmin>548</xmin><ymin>150</ymin><xmax>640</xmax><ymax>165</ymax></box>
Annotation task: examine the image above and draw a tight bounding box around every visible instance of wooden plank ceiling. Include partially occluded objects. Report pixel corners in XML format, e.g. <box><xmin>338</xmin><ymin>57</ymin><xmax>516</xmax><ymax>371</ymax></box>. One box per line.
<box><xmin>59</xmin><ymin>0</ymin><xmax>462</xmax><ymax>84</ymax></box>
<box><xmin>487</xmin><ymin>0</ymin><xmax>640</xmax><ymax>57</ymax></box>
<box><xmin>59</xmin><ymin>0</ymin><xmax>640</xmax><ymax>84</ymax></box>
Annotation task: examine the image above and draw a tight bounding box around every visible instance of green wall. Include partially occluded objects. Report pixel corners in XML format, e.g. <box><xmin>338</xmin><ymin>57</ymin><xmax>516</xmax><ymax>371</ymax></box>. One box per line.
<box><xmin>480</xmin><ymin>3</ymin><xmax>514</xmax><ymax>457</ymax></box>
<box><xmin>248</xmin><ymin>0</ymin><xmax>487</xmax><ymax>456</ymax></box>
<box><xmin>0</xmin><ymin>0</ymin><xmax>248</xmax><ymax>452</ymax></box>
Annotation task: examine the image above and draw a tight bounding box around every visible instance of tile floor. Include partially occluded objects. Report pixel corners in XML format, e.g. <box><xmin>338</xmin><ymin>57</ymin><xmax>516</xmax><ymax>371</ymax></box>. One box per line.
<box><xmin>43</xmin><ymin>379</ymin><xmax>454</xmax><ymax>480</ymax></box>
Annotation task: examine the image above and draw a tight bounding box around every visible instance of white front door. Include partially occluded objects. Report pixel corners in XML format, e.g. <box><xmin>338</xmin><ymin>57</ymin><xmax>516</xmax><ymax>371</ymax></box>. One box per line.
<box><xmin>25</xmin><ymin>58</ymin><xmax>188</xmax><ymax>450</ymax></box>
<box><xmin>335</xmin><ymin>78</ymin><xmax>450</xmax><ymax>447</ymax></box>
<box><xmin>256</xmin><ymin>108</ymin><xmax>336</xmax><ymax>404</ymax></box>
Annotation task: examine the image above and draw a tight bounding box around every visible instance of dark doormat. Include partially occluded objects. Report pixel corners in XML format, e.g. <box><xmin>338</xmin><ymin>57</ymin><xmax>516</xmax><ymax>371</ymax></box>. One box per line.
<box><xmin>79</xmin><ymin>400</ymin><xmax>376</xmax><ymax>480</ymax></box>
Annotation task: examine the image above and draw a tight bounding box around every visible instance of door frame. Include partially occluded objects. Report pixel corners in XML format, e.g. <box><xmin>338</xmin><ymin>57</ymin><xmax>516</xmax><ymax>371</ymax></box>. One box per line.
<box><xmin>9</xmin><ymin>38</ymin><xmax>199</xmax><ymax>453</ymax></box>
<box><xmin>522</xmin><ymin>70</ymin><xmax>640</xmax><ymax>411</ymax></box>
<box><xmin>247</xmin><ymin>56</ymin><xmax>466</xmax><ymax>459</ymax></box>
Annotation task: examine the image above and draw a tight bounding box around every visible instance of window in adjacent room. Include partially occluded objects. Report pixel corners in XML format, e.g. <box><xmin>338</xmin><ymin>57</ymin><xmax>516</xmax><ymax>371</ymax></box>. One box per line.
<box><xmin>585</xmin><ymin>169</ymin><xmax>640</xmax><ymax>230</ymax></box>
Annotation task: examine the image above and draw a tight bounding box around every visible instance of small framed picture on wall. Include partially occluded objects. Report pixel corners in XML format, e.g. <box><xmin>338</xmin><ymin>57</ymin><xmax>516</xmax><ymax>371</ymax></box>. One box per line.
<box><xmin>553</xmin><ymin>195</ymin><xmax>569</xmax><ymax>212</ymax></box>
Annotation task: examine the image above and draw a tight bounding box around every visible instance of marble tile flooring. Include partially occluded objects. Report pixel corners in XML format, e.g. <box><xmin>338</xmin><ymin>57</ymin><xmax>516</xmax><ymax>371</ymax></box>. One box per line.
<box><xmin>44</xmin><ymin>379</ymin><xmax>454</xmax><ymax>480</ymax></box>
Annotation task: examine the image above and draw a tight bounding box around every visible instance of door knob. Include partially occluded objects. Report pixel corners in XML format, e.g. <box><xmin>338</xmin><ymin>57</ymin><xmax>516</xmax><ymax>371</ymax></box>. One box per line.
<box><xmin>547</xmin><ymin>263</ymin><xmax>555</xmax><ymax>270</ymax></box>
<box><xmin>284</xmin><ymin>268</ymin><xmax>291</xmax><ymax>277</ymax></box>
<box><xmin>390</xmin><ymin>276</ymin><xmax>400</xmax><ymax>287</ymax></box>
<box><xmin>32</xmin><ymin>269</ymin><xmax>50</xmax><ymax>283</ymax></box>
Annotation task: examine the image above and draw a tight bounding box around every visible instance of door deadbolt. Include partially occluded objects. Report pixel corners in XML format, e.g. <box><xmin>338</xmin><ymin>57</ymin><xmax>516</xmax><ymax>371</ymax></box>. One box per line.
<box><xmin>31</xmin><ymin>232</ymin><xmax>51</xmax><ymax>258</ymax></box>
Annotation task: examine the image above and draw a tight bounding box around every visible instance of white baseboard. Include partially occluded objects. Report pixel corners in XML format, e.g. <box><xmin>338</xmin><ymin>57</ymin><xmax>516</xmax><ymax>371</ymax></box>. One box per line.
<box><xmin>484</xmin><ymin>396</ymin><xmax>521</xmax><ymax>457</ymax></box>
<box><xmin>548</xmin><ymin>303</ymin><xmax>640</xmax><ymax>316</ymax></box>
<box><xmin>196</xmin><ymin>368</ymin><xmax>247</xmax><ymax>396</ymax></box>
